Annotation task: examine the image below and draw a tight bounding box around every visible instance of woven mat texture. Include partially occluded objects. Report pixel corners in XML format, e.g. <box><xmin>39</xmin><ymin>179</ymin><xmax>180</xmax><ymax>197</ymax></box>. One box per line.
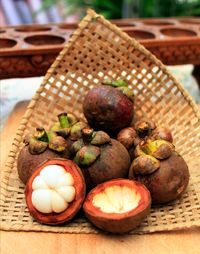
<box><xmin>1</xmin><ymin>10</ymin><xmax>200</xmax><ymax>234</ymax></box>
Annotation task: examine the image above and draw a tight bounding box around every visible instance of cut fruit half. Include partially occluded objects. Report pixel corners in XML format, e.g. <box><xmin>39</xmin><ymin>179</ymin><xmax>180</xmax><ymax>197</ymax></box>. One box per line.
<box><xmin>25</xmin><ymin>158</ymin><xmax>86</xmax><ymax>225</ymax></box>
<box><xmin>83</xmin><ymin>179</ymin><xmax>151</xmax><ymax>233</ymax></box>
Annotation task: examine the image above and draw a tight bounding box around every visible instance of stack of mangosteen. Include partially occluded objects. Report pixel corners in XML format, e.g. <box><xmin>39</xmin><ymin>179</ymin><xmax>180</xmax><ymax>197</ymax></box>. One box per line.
<box><xmin>17</xmin><ymin>79</ymin><xmax>189</xmax><ymax>234</ymax></box>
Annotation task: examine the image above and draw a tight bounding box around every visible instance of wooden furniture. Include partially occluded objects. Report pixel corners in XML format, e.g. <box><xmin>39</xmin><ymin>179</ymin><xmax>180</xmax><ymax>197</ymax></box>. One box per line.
<box><xmin>1</xmin><ymin>101</ymin><xmax>200</xmax><ymax>254</ymax></box>
<box><xmin>0</xmin><ymin>17</ymin><xmax>200</xmax><ymax>85</ymax></box>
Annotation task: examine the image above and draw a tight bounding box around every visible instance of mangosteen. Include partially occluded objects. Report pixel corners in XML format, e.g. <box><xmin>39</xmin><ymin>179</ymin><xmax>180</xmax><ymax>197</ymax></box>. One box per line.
<box><xmin>83</xmin><ymin>179</ymin><xmax>151</xmax><ymax>233</ymax></box>
<box><xmin>25</xmin><ymin>158</ymin><xmax>86</xmax><ymax>225</ymax></box>
<box><xmin>83</xmin><ymin>79</ymin><xmax>134</xmax><ymax>133</ymax></box>
<box><xmin>17</xmin><ymin>127</ymin><xmax>70</xmax><ymax>185</ymax></box>
<box><xmin>72</xmin><ymin>128</ymin><xmax>131</xmax><ymax>189</ymax></box>
<box><xmin>129</xmin><ymin>139</ymin><xmax>189</xmax><ymax>204</ymax></box>
<box><xmin>17</xmin><ymin>112</ymin><xmax>88</xmax><ymax>185</ymax></box>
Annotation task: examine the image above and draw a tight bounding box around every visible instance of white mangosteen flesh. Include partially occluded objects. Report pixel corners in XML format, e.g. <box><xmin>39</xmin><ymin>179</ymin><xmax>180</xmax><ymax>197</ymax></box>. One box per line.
<box><xmin>31</xmin><ymin>165</ymin><xmax>76</xmax><ymax>213</ymax></box>
<box><xmin>92</xmin><ymin>185</ymin><xmax>141</xmax><ymax>214</ymax></box>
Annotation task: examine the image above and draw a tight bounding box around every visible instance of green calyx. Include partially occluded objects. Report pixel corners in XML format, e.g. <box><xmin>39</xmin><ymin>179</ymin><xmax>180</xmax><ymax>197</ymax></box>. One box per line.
<box><xmin>116</xmin><ymin>86</ymin><xmax>134</xmax><ymax>102</ymax></box>
<box><xmin>134</xmin><ymin>144</ymin><xmax>147</xmax><ymax>157</ymax></box>
<box><xmin>48</xmin><ymin>135</ymin><xmax>67</xmax><ymax>152</ymax></box>
<box><xmin>132</xmin><ymin>155</ymin><xmax>160</xmax><ymax>175</ymax></box>
<box><xmin>139</xmin><ymin>139</ymin><xmax>174</xmax><ymax>160</ymax></box>
<box><xmin>33</xmin><ymin>127</ymin><xmax>49</xmax><ymax>142</ymax></box>
<box><xmin>50</xmin><ymin>112</ymin><xmax>78</xmax><ymax>137</ymax></box>
<box><xmin>57</xmin><ymin>112</ymin><xmax>78</xmax><ymax>128</ymax></box>
<box><xmin>71</xmin><ymin>130</ymin><xmax>110</xmax><ymax>164</ymax></box>
<box><xmin>50</xmin><ymin>122</ymin><xmax>60</xmax><ymax>132</ymax></box>
<box><xmin>70</xmin><ymin>122</ymin><xmax>88</xmax><ymax>141</ymax></box>
<box><xmin>82</xmin><ymin>128</ymin><xmax>95</xmax><ymax>142</ymax></box>
<box><xmin>74</xmin><ymin>145</ymin><xmax>101</xmax><ymax>166</ymax></box>
<box><xmin>91</xmin><ymin>131</ymin><xmax>111</xmax><ymax>146</ymax></box>
<box><xmin>58</xmin><ymin>113</ymin><xmax>70</xmax><ymax>128</ymax></box>
<box><xmin>27</xmin><ymin>128</ymin><xmax>49</xmax><ymax>155</ymax></box>
<box><xmin>29</xmin><ymin>138</ymin><xmax>48</xmax><ymax>155</ymax></box>
<box><xmin>102</xmin><ymin>79</ymin><xmax>134</xmax><ymax>101</ymax></box>
<box><xmin>71</xmin><ymin>139</ymin><xmax>85</xmax><ymax>155</ymax></box>
<box><xmin>102</xmin><ymin>78</ymin><xmax>128</xmax><ymax>88</ymax></box>
<box><xmin>56</xmin><ymin>128</ymin><xmax>71</xmax><ymax>139</ymax></box>
<box><xmin>135</xmin><ymin>121</ymin><xmax>153</xmax><ymax>138</ymax></box>
<box><xmin>47</xmin><ymin>130</ymin><xmax>67</xmax><ymax>152</ymax></box>
<box><xmin>48</xmin><ymin>112</ymin><xmax>80</xmax><ymax>152</ymax></box>
<box><xmin>26</xmin><ymin>112</ymin><xmax>80</xmax><ymax>155</ymax></box>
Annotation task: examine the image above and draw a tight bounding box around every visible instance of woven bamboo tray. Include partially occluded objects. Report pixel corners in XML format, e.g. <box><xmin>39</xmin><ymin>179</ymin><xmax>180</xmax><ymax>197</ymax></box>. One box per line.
<box><xmin>1</xmin><ymin>10</ymin><xmax>200</xmax><ymax>234</ymax></box>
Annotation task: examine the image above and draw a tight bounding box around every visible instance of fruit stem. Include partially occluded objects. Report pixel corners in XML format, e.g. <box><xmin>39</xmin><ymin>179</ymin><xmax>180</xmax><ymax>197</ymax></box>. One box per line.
<box><xmin>82</xmin><ymin>128</ymin><xmax>95</xmax><ymax>143</ymax></box>
<box><xmin>135</xmin><ymin>121</ymin><xmax>152</xmax><ymax>138</ymax></box>
<box><xmin>58</xmin><ymin>113</ymin><xmax>70</xmax><ymax>128</ymax></box>
<box><xmin>34</xmin><ymin>127</ymin><xmax>49</xmax><ymax>142</ymax></box>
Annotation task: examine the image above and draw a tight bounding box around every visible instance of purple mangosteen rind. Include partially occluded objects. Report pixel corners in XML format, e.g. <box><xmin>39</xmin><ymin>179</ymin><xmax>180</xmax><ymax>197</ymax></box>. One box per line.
<box><xmin>83</xmin><ymin>85</ymin><xmax>134</xmax><ymax>133</ymax></box>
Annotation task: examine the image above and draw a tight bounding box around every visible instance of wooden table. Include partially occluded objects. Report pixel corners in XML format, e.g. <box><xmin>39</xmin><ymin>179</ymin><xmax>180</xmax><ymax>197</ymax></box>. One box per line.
<box><xmin>1</xmin><ymin>17</ymin><xmax>200</xmax><ymax>86</ymax></box>
<box><xmin>1</xmin><ymin>101</ymin><xmax>200</xmax><ymax>254</ymax></box>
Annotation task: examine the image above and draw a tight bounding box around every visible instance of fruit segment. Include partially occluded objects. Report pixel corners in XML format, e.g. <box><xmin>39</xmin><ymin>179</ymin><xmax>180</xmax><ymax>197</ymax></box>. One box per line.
<box><xmin>31</xmin><ymin>165</ymin><xmax>76</xmax><ymax>213</ymax></box>
<box><xmin>92</xmin><ymin>185</ymin><xmax>141</xmax><ymax>214</ymax></box>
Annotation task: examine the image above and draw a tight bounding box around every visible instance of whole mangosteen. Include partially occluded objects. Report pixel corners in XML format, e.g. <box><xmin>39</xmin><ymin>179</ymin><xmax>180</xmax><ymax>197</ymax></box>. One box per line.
<box><xmin>129</xmin><ymin>139</ymin><xmax>189</xmax><ymax>204</ymax></box>
<box><xmin>17</xmin><ymin>127</ymin><xmax>69</xmax><ymax>185</ymax></box>
<box><xmin>72</xmin><ymin>128</ymin><xmax>131</xmax><ymax>189</ymax></box>
<box><xmin>17</xmin><ymin>112</ymin><xmax>88</xmax><ymax>185</ymax></box>
<box><xmin>83</xmin><ymin>79</ymin><xmax>134</xmax><ymax>133</ymax></box>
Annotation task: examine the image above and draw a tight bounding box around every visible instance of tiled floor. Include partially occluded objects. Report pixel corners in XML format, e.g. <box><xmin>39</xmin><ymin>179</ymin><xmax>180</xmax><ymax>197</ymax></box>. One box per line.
<box><xmin>0</xmin><ymin>65</ymin><xmax>199</xmax><ymax>130</ymax></box>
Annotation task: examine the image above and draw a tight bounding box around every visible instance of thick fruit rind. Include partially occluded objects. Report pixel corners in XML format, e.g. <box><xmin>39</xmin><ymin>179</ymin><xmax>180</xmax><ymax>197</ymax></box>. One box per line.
<box><xmin>83</xmin><ymin>179</ymin><xmax>151</xmax><ymax>233</ymax></box>
<box><xmin>25</xmin><ymin>158</ymin><xmax>86</xmax><ymax>225</ymax></box>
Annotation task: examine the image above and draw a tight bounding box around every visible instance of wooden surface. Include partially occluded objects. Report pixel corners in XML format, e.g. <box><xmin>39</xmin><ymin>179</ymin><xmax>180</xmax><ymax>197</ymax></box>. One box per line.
<box><xmin>1</xmin><ymin>17</ymin><xmax>200</xmax><ymax>79</ymax></box>
<box><xmin>1</xmin><ymin>101</ymin><xmax>200</xmax><ymax>254</ymax></box>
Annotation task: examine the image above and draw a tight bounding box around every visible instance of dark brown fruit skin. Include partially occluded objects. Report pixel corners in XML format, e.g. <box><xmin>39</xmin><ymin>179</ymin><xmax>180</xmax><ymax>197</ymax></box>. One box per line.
<box><xmin>81</xmin><ymin>139</ymin><xmax>131</xmax><ymax>189</ymax></box>
<box><xmin>83</xmin><ymin>86</ymin><xmax>133</xmax><ymax>133</ymax></box>
<box><xmin>129</xmin><ymin>152</ymin><xmax>189</xmax><ymax>204</ymax></box>
<box><xmin>83</xmin><ymin>179</ymin><xmax>151</xmax><ymax>234</ymax></box>
<box><xmin>17</xmin><ymin>146</ymin><xmax>70</xmax><ymax>185</ymax></box>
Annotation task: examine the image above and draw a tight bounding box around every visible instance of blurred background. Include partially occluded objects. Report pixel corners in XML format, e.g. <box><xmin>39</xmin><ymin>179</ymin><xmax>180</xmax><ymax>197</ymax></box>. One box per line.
<box><xmin>1</xmin><ymin>0</ymin><xmax>200</xmax><ymax>25</ymax></box>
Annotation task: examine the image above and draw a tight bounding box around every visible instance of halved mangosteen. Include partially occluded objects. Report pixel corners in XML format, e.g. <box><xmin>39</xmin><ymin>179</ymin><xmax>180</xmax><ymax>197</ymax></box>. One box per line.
<box><xmin>83</xmin><ymin>179</ymin><xmax>151</xmax><ymax>233</ymax></box>
<box><xmin>25</xmin><ymin>158</ymin><xmax>86</xmax><ymax>225</ymax></box>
